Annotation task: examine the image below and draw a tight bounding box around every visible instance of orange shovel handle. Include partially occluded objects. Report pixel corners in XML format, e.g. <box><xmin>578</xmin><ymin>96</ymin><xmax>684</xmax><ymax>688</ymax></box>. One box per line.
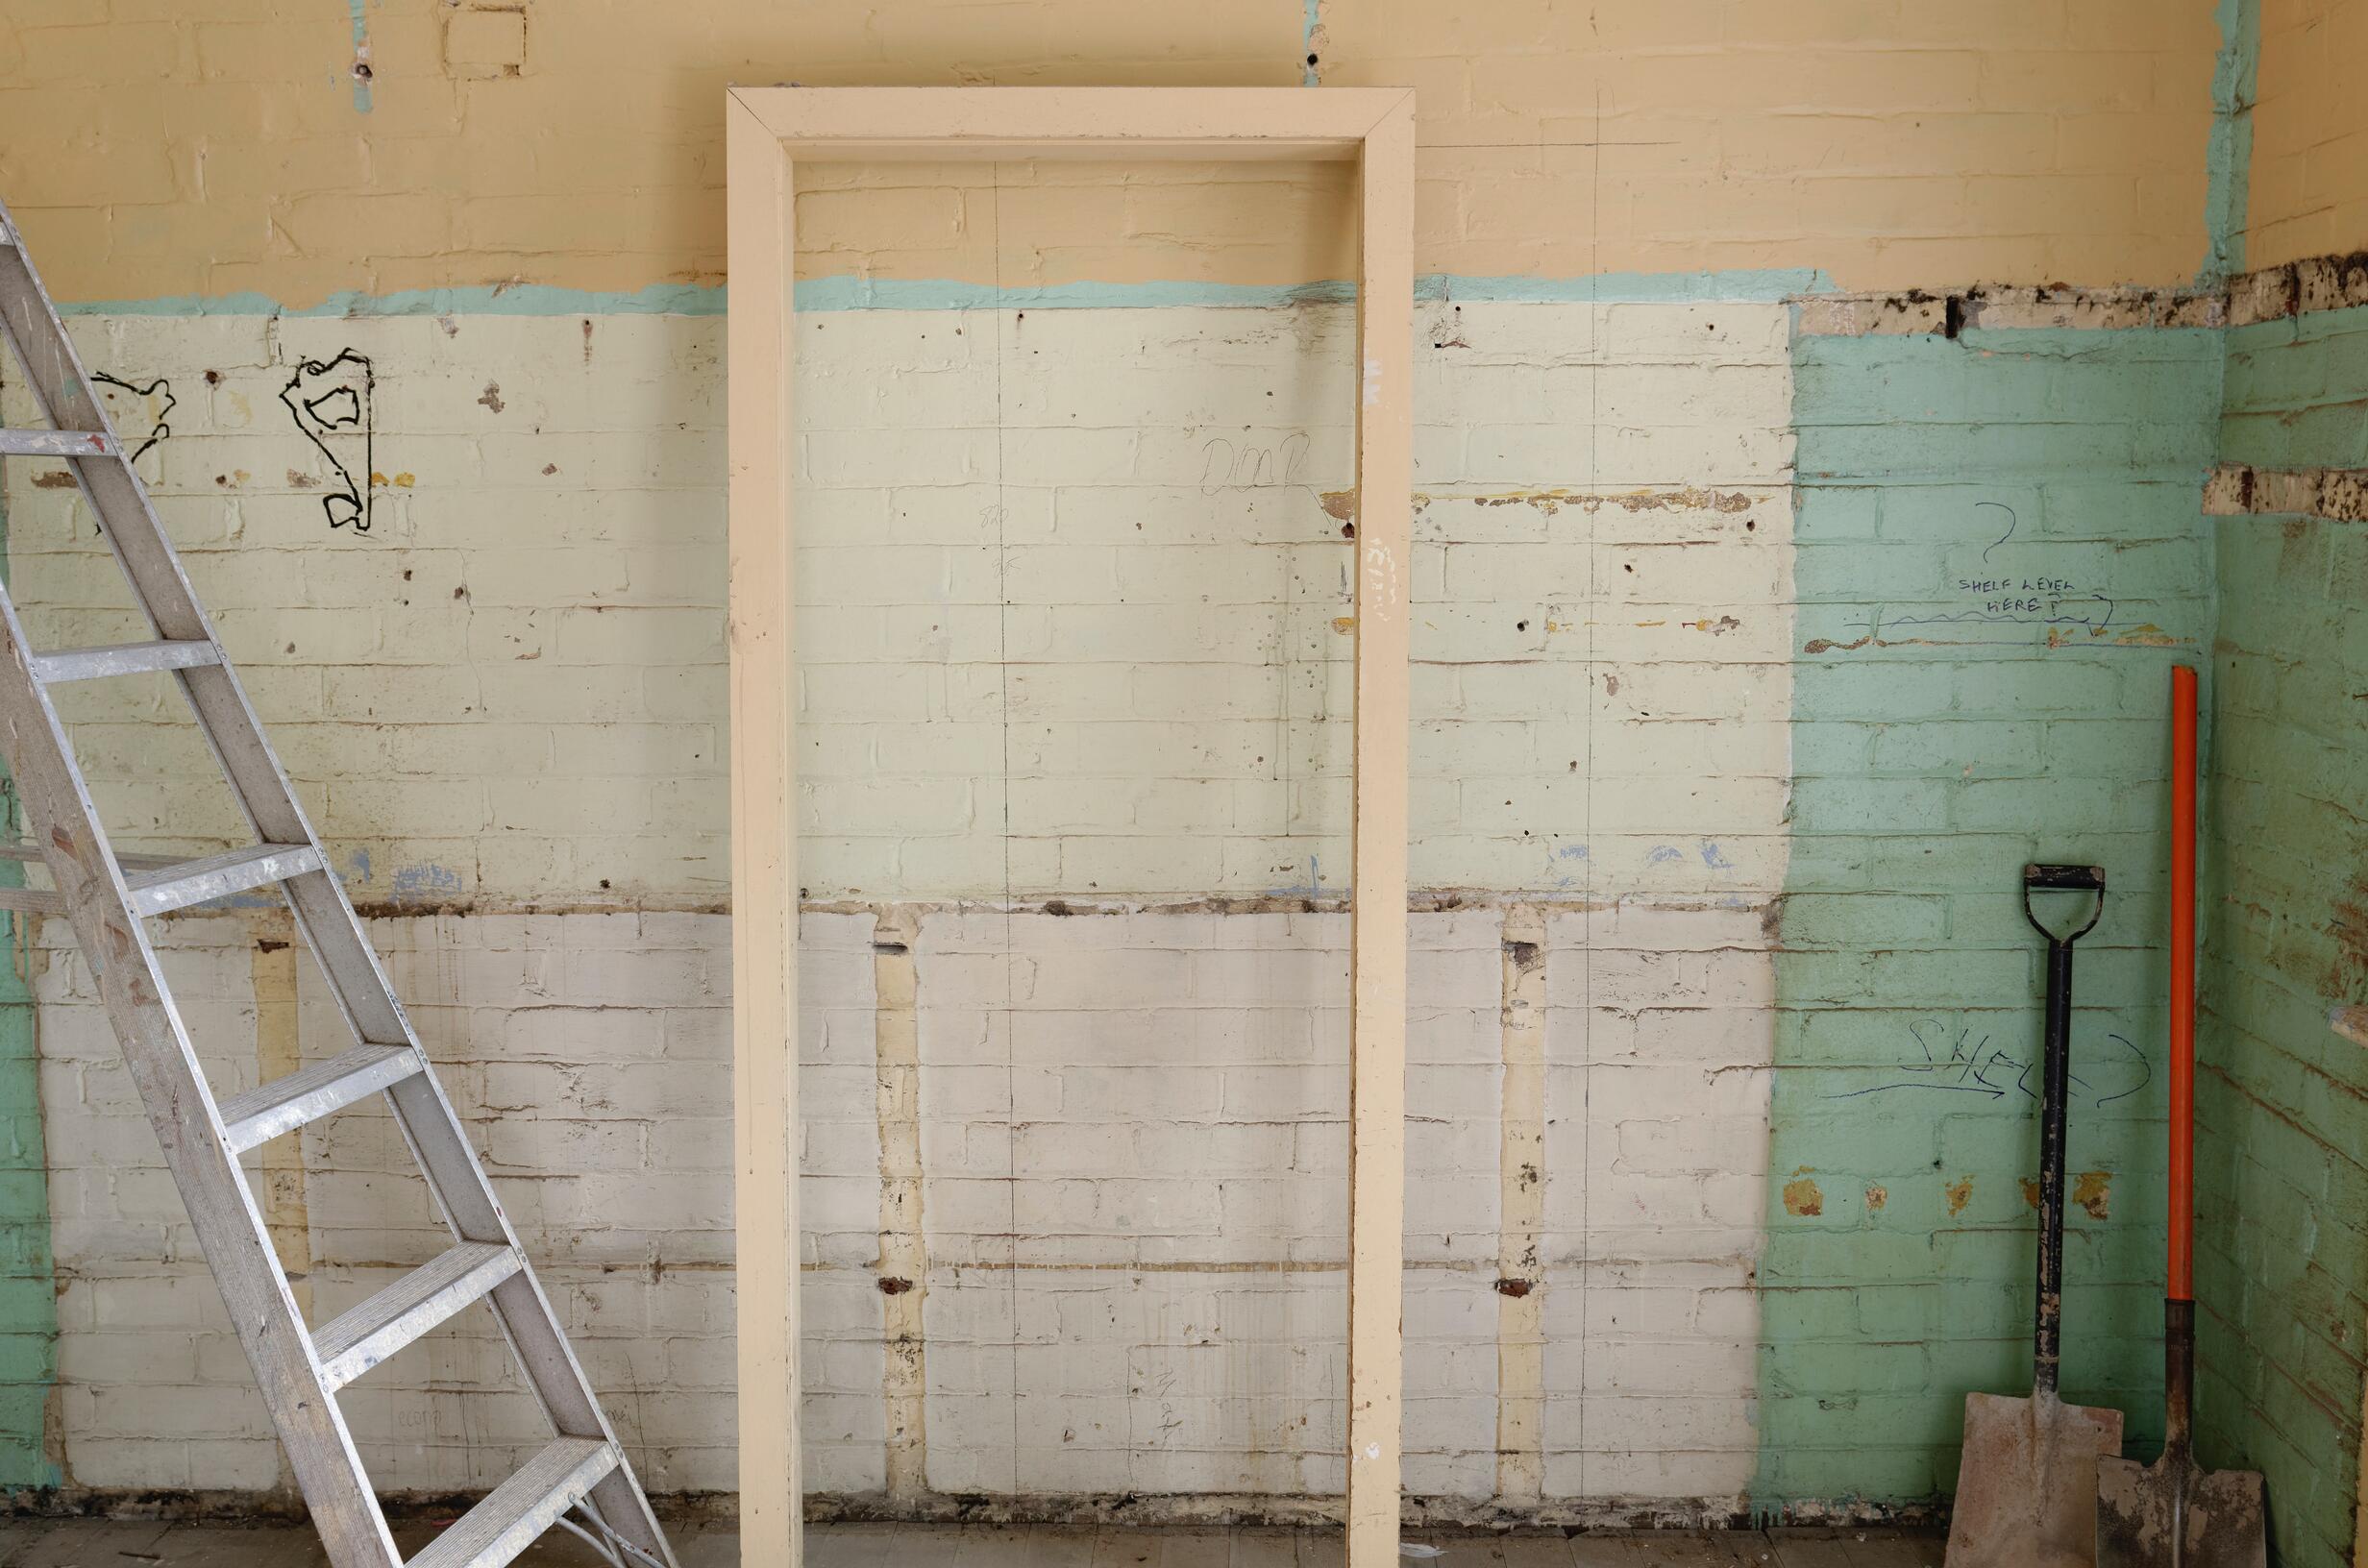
<box><xmin>2171</xmin><ymin>666</ymin><xmax>2196</xmax><ymax>1304</ymax></box>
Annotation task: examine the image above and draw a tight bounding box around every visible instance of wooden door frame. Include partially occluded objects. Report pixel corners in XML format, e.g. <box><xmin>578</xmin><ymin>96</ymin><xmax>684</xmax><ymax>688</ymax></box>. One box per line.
<box><xmin>727</xmin><ymin>85</ymin><xmax>1416</xmax><ymax>1568</ymax></box>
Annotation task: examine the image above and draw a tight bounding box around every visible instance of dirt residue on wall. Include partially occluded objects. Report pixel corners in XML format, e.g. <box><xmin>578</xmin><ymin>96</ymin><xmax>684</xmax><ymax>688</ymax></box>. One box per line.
<box><xmin>2331</xmin><ymin>871</ymin><xmax>2368</xmax><ymax>991</ymax></box>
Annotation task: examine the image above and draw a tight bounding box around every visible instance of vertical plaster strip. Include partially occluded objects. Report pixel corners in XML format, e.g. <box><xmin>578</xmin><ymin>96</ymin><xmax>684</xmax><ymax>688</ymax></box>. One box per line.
<box><xmin>873</xmin><ymin>906</ymin><xmax>927</xmax><ymax>1501</ymax></box>
<box><xmin>1494</xmin><ymin>904</ymin><xmax>1546</xmax><ymax>1503</ymax></box>
<box><xmin>252</xmin><ymin>915</ymin><xmax>312</xmax><ymax>1498</ymax></box>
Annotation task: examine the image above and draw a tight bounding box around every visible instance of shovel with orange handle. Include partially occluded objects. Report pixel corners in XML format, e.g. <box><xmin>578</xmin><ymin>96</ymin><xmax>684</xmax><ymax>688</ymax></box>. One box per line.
<box><xmin>2094</xmin><ymin>665</ymin><xmax>2266</xmax><ymax>1568</ymax></box>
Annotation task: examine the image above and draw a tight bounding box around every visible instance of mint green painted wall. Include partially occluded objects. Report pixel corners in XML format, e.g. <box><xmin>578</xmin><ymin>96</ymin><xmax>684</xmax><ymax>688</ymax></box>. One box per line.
<box><xmin>2223</xmin><ymin>304</ymin><xmax>2368</xmax><ymax>472</ymax></box>
<box><xmin>0</xmin><ymin>483</ymin><xmax>55</xmax><ymax>1488</ymax></box>
<box><xmin>1756</xmin><ymin>324</ymin><xmax>2225</xmax><ymax>1511</ymax></box>
<box><xmin>2198</xmin><ymin>320</ymin><xmax>2368</xmax><ymax>1568</ymax></box>
<box><xmin>0</xmin><ymin>892</ymin><xmax>51</xmax><ymax>1492</ymax></box>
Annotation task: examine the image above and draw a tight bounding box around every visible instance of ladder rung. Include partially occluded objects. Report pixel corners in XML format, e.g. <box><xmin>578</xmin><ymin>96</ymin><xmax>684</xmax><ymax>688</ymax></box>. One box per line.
<box><xmin>0</xmin><ymin>843</ymin><xmax>188</xmax><ymax>916</ymax></box>
<box><xmin>0</xmin><ymin>844</ymin><xmax>181</xmax><ymax>871</ymax></box>
<box><xmin>217</xmin><ymin>1043</ymin><xmax>422</xmax><ymax>1155</ymax></box>
<box><xmin>313</xmin><ymin>1241</ymin><xmax>522</xmax><ymax>1392</ymax></box>
<box><xmin>30</xmin><ymin>639</ymin><xmax>220</xmax><ymax>684</ymax></box>
<box><xmin>406</xmin><ymin>1437</ymin><xmax>618</xmax><ymax>1568</ymax></box>
<box><xmin>0</xmin><ymin>429</ymin><xmax>114</xmax><ymax>458</ymax></box>
<box><xmin>122</xmin><ymin>843</ymin><xmax>325</xmax><ymax>918</ymax></box>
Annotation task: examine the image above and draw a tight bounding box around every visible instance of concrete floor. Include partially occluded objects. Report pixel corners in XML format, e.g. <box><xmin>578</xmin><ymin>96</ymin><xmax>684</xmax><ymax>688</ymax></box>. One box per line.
<box><xmin>0</xmin><ymin>1520</ymin><xmax>1942</xmax><ymax>1566</ymax></box>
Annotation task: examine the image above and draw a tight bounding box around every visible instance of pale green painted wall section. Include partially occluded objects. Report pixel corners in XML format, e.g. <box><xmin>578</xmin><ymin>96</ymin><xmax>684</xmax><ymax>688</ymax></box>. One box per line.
<box><xmin>2223</xmin><ymin>305</ymin><xmax>2368</xmax><ymax>472</ymax></box>
<box><xmin>0</xmin><ymin>896</ymin><xmax>51</xmax><ymax>1492</ymax></box>
<box><xmin>0</xmin><ymin>479</ymin><xmax>56</xmax><ymax>1488</ymax></box>
<box><xmin>2197</xmin><ymin>308</ymin><xmax>2368</xmax><ymax>1568</ymax></box>
<box><xmin>1756</xmin><ymin>322</ymin><xmax>2225</xmax><ymax>1510</ymax></box>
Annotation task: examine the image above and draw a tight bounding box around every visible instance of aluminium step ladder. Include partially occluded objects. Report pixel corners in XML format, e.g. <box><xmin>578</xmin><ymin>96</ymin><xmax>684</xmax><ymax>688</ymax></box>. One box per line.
<box><xmin>0</xmin><ymin>202</ymin><xmax>678</xmax><ymax>1568</ymax></box>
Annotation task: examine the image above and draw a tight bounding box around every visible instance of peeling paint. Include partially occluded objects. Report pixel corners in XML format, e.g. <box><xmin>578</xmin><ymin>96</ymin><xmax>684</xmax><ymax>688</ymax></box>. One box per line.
<box><xmin>1783</xmin><ymin>1172</ymin><xmax>1824</xmax><ymax>1217</ymax></box>
<box><xmin>1494</xmin><ymin>903</ymin><xmax>1546</xmax><ymax>1503</ymax></box>
<box><xmin>1944</xmin><ymin>1177</ymin><xmax>1973</xmax><ymax>1217</ymax></box>
<box><xmin>872</xmin><ymin>907</ymin><xmax>927</xmax><ymax>1503</ymax></box>
<box><xmin>345</xmin><ymin>0</ymin><xmax>374</xmax><ymax>112</ymax></box>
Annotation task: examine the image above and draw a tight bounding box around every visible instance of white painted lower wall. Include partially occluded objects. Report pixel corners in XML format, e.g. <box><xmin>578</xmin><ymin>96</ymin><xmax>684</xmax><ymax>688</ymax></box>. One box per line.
<box><xmin>10</xmin><ymin>294</ymin><xmax>1793</xmax><ymax>1514</ymax></box>
<box><xmin>34</xmin><ymin>899</ymin><xmax>1770</xmax><ymax>1513</ymax></box>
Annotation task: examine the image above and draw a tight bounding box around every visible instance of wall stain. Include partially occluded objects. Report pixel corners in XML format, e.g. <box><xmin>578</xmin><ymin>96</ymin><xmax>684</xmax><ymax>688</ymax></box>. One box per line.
<box><xmin>1783</xmin><ymin>1170</ymin><xmax>1824</xmax><ymax>1216</ymax></box>
<box><xmin>1944</xmin><ymin>1176</ymin><xmax>1973</xmax><ymax>1216</ymax></box>
<box><xmin>2072</xmin><ymin>1169</ymin><xmax>2111</xmax><ymax>1220</ymax></box>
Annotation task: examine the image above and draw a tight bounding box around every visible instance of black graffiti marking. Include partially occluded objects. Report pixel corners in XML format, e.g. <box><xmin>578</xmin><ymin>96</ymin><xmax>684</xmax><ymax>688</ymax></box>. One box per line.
<box><xmin>279</xmin><ymin>349</ymin><xmax>374</xmax><ymax>531</ymax></box>
<box><xmin>90</xmin><ymin>372</ymin><xmax>174</xmax><ymax>465</ymax></box>
<box><xmin>1827</xmin><ymin>1017</ymin><xmax>2152</xmax><ymax>1110</ymax></box>
<box><xmin>1976</xmin><ymin>500</ymin><xmax>2016</xmax><ymax>561</ymax></box>
<box><xmin>1839</xmin><ymin>593</ymin><xmax>2118</xmax><ymax>647</ymax></box>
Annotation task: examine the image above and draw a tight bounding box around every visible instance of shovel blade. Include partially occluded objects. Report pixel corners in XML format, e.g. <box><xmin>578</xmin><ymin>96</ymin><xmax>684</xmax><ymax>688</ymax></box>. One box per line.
<box><xmin>2096</xmin><ymin>1454</ymin><xmax>2268</xmax><ymax>1568</ymax></box>
<box><xmin>1947</xmin><ymin>1389</ymin><xmax>2126</xmax><ymax>1568</ymax></box>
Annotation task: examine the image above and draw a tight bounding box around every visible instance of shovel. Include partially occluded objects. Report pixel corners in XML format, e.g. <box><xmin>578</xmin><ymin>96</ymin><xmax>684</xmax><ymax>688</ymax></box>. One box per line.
<box><xmin>2096</xmin><ymin>665</ymin><xmax>2267</xmax><ymax>1568</ymax></box>
<box><xmin>1945</xmin><ymin>862</ymin><xmax>2125</xmax><ymax>1568</ymax></box>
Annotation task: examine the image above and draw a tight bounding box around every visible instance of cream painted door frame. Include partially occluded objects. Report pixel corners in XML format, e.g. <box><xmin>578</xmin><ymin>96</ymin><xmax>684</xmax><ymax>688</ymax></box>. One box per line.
<box><xmin>726</xmin><ymin>85</ymin><xmax>1415</xmax><ymax>1568</ymax></box>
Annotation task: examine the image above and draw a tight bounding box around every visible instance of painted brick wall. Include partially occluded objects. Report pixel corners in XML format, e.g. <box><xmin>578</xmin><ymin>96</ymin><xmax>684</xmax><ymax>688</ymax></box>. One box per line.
<box><xmin>1760</xmin><ymin>319</ymin><xmax>2223</xmax><ymax>1507</ymax></box>
<box><xmin>0</xmin><ymin>0</ymin><xmax>2278</xmax><ymax>1528</ymax></box>
<box><xmin>2247</xmin><ymin>0</ymin><xmax>2368</xmax><ymax>267</ymax></box>
<box><xmin>30</xmin><ymin>899</ymin><xmax>1773</xmax><ymax>1515</ymax></box>
<box><xmin>2</xmin><ymin>300</ymin><xmax>1789</xmax><ymax>909</ymax></box>
<box><xmin>7</xmin><ymin>295</ymin><xmax>1792</xmax><ymax>1516</ymax></box>
<box><xmin>2200</xmin><ymin>292</ymin><xmax>2368</xmax><ymax>1568</ymax></box>
<box><xmin>0</xmin><ymin>1</ymin><xmax>2218</xmax><ymax>304</ymax></box>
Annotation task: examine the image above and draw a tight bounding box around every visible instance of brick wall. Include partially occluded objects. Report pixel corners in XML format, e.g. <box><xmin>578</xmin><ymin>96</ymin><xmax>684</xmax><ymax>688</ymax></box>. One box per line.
<box><xmin>2247</xmin><ymin>0</ymin><xmax>2368</xmax><ymax>267</ymax></box>
<box><xmin>0</xmin><ymin>0</ymin><xmax>2285</xmax><ymax>1526</ymax></box>
<box><xmin>0</xmin><ymin>1</ymin><xmax>2217</xmax><ymax>304</ymax></box>
<box><xmin>1760</xmin><ymin>316</ymin><xmax>2223</xmax><ymax>1506</ymax></box>
<box><xmin>30</xmin><ymin>900</ymin><xmax>1772</xmax><ymax>1516</ymax></box>
<box><xmin>8</xmin><ymin>294</ymin><xmax>1793</xmax><ymax>1515</ymax></box>
<box><xmin>2200</xmin><ymin>283</ymin><xmax>2368</xmax><ymax>1568</ymax></box>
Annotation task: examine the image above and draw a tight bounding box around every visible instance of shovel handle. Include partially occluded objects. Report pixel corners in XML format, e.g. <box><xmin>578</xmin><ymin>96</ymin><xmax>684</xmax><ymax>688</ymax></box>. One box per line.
<box><xmin>2171</xmin><ymin>666</ymin><xmax>2195</xmax><ymax>1304</ymax></box>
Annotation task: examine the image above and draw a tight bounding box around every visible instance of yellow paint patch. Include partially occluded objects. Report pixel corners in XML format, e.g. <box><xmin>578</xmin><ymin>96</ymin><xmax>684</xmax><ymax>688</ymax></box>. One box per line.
<box><xmin>2020</xmin><ymin>1177</ymin><xmax>2043</xmax><ymax>1210</ymax></box>
<box><xmin>1864</xmin><ymin>1184</ymin><xmax>1887</xmax><ymax>1212</ymax></box>
<box><xmin>2073</xmin><ymin>1169</ymin><xmax>2111</xmax><ymax>1220</ymax></box>
<box><xmin>2248</xmin><ymin>0</ymin><xmax>2368</xmax><ymax>266</ymax></box>
<box><xmin>0</xmin><ymin>1</ymin><xmax>2215</xmax><ymax>303</ymax></box>
<box><xmin>1944</xmin><ymin>1176</ymin><xmax>1974</xmax><ymax>1217</ymax></box>
<box><xmin>1784</xmin><ymin>1169</ymin><xmax>1824</xmax><ymax>1217</ymax></box>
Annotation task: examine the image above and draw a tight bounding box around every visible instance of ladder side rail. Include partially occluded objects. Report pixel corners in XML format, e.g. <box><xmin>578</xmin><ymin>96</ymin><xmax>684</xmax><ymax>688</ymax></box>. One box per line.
<box><xmin>0</xmin><ymin>241</ymin><xmax>395</xmax><ymax>1048</ymax></box>
<box><xmin>0</xmin><ymin>244</ymin><xmax>210</xmax><ymax>648</ymax></box>
<box><xmin>378</xmin><ymin>1066</ymin><xmax>678</xmax><ymax>1562</ymax></box>
<box><xmin>0</xmin><ymin>200</ymin><xmax>675</xmax><ymax>1568</ymax></box>
<box><xmin>0</xmin><ymin>585</ymin><xmax>404</xmax><ymax>1568</ymax></box>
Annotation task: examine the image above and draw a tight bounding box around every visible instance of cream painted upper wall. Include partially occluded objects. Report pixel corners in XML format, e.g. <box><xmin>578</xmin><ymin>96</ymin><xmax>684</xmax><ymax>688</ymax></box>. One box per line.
<box><xmin>0</xmin><ymin>0</ymin><xmax>2218</xmax><ymax>303</ymax></box>
<box><xmin>2246</xmin><ymin>0</ymin><xmax>2368</xmax><ymax>264</ymax></box>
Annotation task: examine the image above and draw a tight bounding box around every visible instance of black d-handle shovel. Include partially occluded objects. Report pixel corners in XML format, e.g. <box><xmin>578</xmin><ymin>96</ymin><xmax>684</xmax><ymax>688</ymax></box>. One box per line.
<box><xmin>2025</xmin><ymin>864</ymin><xmax>2106</xmax><ymax>1403</ymax></box>
<box><xmin>1945</xmin><ymin>864</ymin><xmax>2124</xmax><ymax>1568</ymax></box>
